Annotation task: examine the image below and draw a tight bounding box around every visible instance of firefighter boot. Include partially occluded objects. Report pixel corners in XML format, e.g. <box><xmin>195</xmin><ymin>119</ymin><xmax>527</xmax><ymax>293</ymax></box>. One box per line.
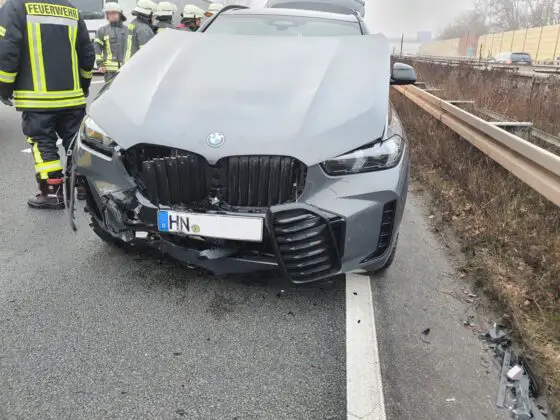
<box><xmin>76</xmin><ymin>185</ymin><xmax>87</xmax><ymax>200</ymax></box>
<box><xmin>27</xmin><ymin>178</ymin><xmax>65</xmax><ymax>210</ymax></box>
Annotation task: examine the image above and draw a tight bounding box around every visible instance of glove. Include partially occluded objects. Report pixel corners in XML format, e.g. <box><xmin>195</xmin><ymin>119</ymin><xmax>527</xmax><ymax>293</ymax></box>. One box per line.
<box><xmin>0</xmin><ymin>96</ymin><xmax>13</xmax><ymax>107</ymax></box>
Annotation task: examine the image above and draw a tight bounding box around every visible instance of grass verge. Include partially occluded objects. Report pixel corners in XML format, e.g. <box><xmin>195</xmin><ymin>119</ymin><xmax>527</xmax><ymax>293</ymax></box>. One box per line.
<box><xmin>391</xmin><ymin>91</ymin><xmax>560</xmax><ymax>415</ymax></box>
<box><xmin>396</xmin><ymin>59</ymin><xmax>560</xmax><ymax>136</ymax></box>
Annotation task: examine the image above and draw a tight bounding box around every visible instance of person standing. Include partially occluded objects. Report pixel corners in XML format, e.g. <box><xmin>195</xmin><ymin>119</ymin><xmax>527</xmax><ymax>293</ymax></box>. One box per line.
<box><xmin>124</xmin><ymin>0</ymin><xmax>157</xmax><ymax>62</ymax></box>
<box><xmin>94</xmin><ymin>2</ymin><xmax>127</xmax><ymax>82</ymax></box>
<box><xmin>177</xmin><ymin>4</ymin><xmax>204</xmax><ymax>32</ymax></box>
<box><xmin>202</xmin><ymin>2</ymin><xmax>223</xmax><ymax>23</ymax></box>
<box><xmin>155</xmin><ymin>1</ymin><xmax>176</xmax><ymax>33</ymax></box>
<box><xmin>0</xmin><ymin>0</ymin><xmax>95</xmax><ymax>209</ymax></box>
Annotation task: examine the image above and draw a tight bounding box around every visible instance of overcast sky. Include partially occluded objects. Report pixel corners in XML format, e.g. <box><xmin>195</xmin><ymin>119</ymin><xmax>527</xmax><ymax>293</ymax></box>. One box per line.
<box><xmin>364</xmin><ymin>0</ymin><xmax>475</xmax><ymax>37</ymax></box>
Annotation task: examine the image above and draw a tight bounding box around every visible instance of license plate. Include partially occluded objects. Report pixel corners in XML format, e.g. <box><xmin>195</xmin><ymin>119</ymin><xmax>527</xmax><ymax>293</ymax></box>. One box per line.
<box><xmin>157</xmin><ymin>210</ymin><xmax>264</xmax><ymax>242</ymax></box>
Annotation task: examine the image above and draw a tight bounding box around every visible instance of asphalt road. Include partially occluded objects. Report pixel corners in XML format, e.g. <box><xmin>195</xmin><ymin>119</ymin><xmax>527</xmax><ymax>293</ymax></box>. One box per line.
<box><xmin>0</xmin><ymin>79</ymin><xmax>509</xmax><ymax>419</ymax></box>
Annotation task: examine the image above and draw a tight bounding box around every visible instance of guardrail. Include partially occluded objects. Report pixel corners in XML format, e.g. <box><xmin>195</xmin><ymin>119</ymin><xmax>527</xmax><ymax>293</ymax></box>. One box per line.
<box><xmin>400</xmin><ymin>54</ymin><xmax>560</xmax><ymax>74</ymax></box>
<box><xmin>393</xmin><ymin>84</ymin><xmax>560</xmax><ymax>207</ymax></box>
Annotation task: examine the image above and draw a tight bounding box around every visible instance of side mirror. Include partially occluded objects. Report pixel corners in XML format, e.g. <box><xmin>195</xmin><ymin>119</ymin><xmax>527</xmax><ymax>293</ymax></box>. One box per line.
<box><xmin>390</xmin><ymin>62</ymin><xmax>417</xmax><ymax>85</ymax></box>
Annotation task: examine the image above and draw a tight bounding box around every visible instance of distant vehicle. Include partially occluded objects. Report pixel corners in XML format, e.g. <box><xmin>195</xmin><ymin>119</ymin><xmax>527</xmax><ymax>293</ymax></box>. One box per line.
<box><xmin>264</xmin><ymin>0</ymin><xmax>365</xmax><ymax>17</ymax></box>
<box><xmin>491</xmin><ymin>52</ymin><xmax>533</xmax><ymax>66</ymax></box>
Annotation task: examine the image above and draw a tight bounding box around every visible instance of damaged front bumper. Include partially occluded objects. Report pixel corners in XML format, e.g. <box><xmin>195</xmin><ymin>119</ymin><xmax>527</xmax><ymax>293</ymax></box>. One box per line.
<box><xmin>67</xmin><ymin>135</ymin><xmax>408</xmax><ymax>283</ymax></box>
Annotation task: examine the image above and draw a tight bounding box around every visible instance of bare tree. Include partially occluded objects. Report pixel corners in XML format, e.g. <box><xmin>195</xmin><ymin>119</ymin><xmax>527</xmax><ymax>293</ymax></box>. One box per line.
<box><xmin>466</xmin><ymin>0</ymin><xmax>560</xmax><ymax>32</ymax></box>
<box><xmin>439</xmin><ymin>9</ymin><xmax>489</xmax><ymax>39</ymax></box>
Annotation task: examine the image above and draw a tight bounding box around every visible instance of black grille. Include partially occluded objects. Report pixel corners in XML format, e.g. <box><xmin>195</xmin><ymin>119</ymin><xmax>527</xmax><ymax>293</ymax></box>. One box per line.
<box><xmin>272</xmin><ymin>209</ymin><xmax>342</xmax><ymax>282</ymax></box>
<box><xmin>226</xmin><ymin>156</ymin><xmax>306</xmax><ymax>207</ymax></box>
<box><xmin>139</xmin><ymin>155</ymin><xmax>208</xmax><ymax>206</ymax></box>
<box><xmin>362</xmin><ymin>200</ymin><xmax>396</xmax><ymax>262</ymax></box>
<box><xmin>125</xmin><ymin>146</ymin><xmax>307</xmax><ymax>208</ymax></box>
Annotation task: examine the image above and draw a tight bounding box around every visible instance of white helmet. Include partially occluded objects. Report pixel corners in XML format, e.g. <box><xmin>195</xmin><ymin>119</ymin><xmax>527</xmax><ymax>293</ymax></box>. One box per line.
<box><xmin>103</xmin><ymin>2</ymin><xmax>122</xmax><ymax>13</ymax></box>
<box><xmin>155</xmin><ymin>1</ymin><xmax>175</xmax><ymax>17</ymax></box>
<box><xmin>182</xmin><ymin>4</ymin><xmax>204</xmax><ymax>18</ymax></box>
<box><xmin>134</xmin><ymin>0</ymin><xmax>157</xmax><ymax>16</ymax></box>
<box><xmin>205</xmin><ymin>2</ymin><xmax>223</xmax><ymax>15</ymax></box>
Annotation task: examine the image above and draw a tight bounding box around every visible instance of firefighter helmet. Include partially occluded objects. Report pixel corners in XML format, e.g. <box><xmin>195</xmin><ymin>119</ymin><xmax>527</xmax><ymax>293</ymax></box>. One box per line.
<box><xmin>134</xmin><ymin>0</ymin><xmax>157</xmax><ymax>16</ymax></box>
<box><xmin>182</xmin><ymin>4</ymin><xmax>204</xmax><ymax>19</ymax></box>
<box><xmin>206</xmin><ymin>2</ymin><xmax>224</xmax><ymax>14</ymax></box>
<box><xmin>155</xmin><ymin>1</ymin><xmax>175</xmax><ymax>17</ymax></box>
<box><xmin>103</xmin><ymin>2</ymin><xmax>123</xmax><ymax>13</ymax></box>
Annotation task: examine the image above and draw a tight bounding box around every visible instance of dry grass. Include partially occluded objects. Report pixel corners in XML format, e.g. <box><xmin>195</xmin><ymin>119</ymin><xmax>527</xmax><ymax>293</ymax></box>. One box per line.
<box><xmin>398</xmin><ymin>59</ymin><xmax>560</xmax><ymax>136</ymax></box>
<box><xmin>390</xmin><ymin>91</ymin><xmax>560</xmax><ymax>415</ymax></box>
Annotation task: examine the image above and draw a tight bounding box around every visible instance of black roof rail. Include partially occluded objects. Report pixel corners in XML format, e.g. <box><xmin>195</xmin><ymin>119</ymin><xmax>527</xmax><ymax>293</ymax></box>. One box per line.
<box><xmin>214</xmin><ymin>4</ymin><xmax>249</xmax><ymax>17</ymax></box>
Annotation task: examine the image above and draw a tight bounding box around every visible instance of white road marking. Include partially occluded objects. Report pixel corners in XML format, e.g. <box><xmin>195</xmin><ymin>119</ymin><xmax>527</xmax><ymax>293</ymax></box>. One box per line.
<box><xmin>346</xmin><ymin>273</ymin><xmax>386</xmax><ymax>420</ymax></box>
<box><xmin>91</xmin><ymin>80</ymin><xmax>104</xmax><ymax>84</ymax></box>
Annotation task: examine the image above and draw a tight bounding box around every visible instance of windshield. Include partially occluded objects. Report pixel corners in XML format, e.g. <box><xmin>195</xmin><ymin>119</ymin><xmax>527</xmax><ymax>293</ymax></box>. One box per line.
<box><xmin>204</xmin><ymin>14</ymin><xmax>361</xmax><ymax>36</ymax></box>
<box><xmin>511</xmin><ymin>53</ymin><xmax>531</xmax><ymax>61</ymax></box>
<box><xmin>73</xmin><ymin>0</ymin><xmax>104</xmax><ymax>19</ymax></box>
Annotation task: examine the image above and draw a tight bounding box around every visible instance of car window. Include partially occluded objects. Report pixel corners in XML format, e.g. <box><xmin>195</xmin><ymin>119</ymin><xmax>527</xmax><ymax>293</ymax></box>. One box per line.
<box><xmin>204</xmin><ymin>14</ymin><xmax>361</xmax><ymax>36</ymax></box>
<box><xmin>268</xmin><ymin>1</ymin><xmax>358</xmax><ymax>15</ymax></box>
<box><xmin>511</xmin><ymin>53</ymin><xmax>531</xmax><ymax>61</ymax></box>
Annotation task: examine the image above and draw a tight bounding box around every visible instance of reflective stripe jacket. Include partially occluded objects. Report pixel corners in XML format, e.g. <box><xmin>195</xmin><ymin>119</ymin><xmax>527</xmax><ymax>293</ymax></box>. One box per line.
<box><xmin>0</xmin><ymin>6</ymin><xmax>5</xmax><ymax>39</ymax></box>
<box><xmin>94</xmin><ymin>21</ymin><xmax>127</xmax><ymax>72</ymax></box>
<box><xmin>0</xmin><ymin>0</ymin><xmax>95</xmax><ymax>111</ymax></box>
<box><xmin>124</xmin><ymin>16</ymin><xmax>153</xmax><ymax>62</ymax></box>
<box><xmin>156</xmin><ymin>20</ymin><xmax>175</xmax><ymax>33</ymax></box>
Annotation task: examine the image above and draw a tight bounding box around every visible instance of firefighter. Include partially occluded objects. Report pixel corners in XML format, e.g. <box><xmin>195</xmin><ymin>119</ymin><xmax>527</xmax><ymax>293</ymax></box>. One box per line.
<box><xmin>124</xmin><ymin>0</ymin><xmax>157</xmax><ymax>62</ymax></box>
<box><xmin>0</xmin><ymin>0</ymin><xmax>95</xmax><ymax>209</ymax></box>
<box><xmin>177</xmin><ymin>4</ymin><xmax>204</xmax><ymax>31</ymax></box>
<box><xmin>203</xmin><ymin>2</ymin><xmax>223</xmax><ymax>19</ymax></box>
<box><xmin>94</xmin><ymin>2</ymin><xmax>127</xmax><ymax>82</ymax></box>
<box><xmin>155</xmin><ymin>1</ymin><xmax>176</xmax><ymax>33</ymax></box>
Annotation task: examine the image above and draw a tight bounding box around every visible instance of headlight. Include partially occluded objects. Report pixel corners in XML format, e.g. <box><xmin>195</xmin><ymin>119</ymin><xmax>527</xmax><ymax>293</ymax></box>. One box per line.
<box><xmin>321</xmin><ymin>135</ymin><xmax>405</xmax><ymax>176</ymax></box>
<box><xmin>80</xmin><ymin>116</ymin><xmax>117</xmax><ymax>153</ymax></box>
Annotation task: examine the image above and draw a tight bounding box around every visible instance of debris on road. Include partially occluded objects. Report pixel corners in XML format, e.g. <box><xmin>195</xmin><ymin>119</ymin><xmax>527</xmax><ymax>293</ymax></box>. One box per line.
<box><xmin>513</xmin><ymin>375</ymin><xmax>532</xmax><ymax>420</ymax></box>
<box><xmin>463</xmin><ymin>315</ymin><xmax>475</xmax><ymax>327</ymax></box>
<box><xmin>481</xmin><ymin>321</ymin><xmax>550</xmax><ymax>418</ymax></box>
<box><xmin>446</xmin><ymin>397</ymin><xmax>456</xmax><ymax>402</ymax></box>
<box><xmin>507</xmin><ymin>365</ymin><xmax>525</xmax><ymax>381</ymax></box>
<box><xmin>497</xmin><ymin>348</ymin><xmax>511</xmax><ymax>408</ymax></box>
<box><xmin>420</xmin><ymin>327</ymin><xmax>431</xmax><ymax>344</ymax></box>
<box><xmin>487</xmin><ymin>323</ymin><xmax>508</xmax><ymax>343</ymax></box>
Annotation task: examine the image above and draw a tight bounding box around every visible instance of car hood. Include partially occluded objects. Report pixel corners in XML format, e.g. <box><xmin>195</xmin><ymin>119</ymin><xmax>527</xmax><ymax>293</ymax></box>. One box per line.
<box><xmin>89</xmin><ymin>31</ymin><xmax>390</xmax><ymax>166</ymax></box>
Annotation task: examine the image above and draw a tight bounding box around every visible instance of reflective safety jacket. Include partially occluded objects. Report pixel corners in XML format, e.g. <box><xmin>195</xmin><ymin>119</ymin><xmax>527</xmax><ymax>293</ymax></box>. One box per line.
<box><xmin>124</xmin><ymin>16</ymin><xmax>153</xmax><ymax>62</ymax></box>
<box><xmin>0</xmin><ymin>0</ymin><xmax>95</xmax><ymax>111</ymax></box>
<box><xmin>156</xmin><ymin>19</ymin><xmax>175</xmax><ymax>33</ymax></box>
<box><xmin>94</xmin><ymin>22</ymin><xmax>127</xmax><ymax>72</ymax></box>
<box><xmin>0</xmin><ymin>7</ymin><xmax>5</xmax><ymax>39</ymax></box>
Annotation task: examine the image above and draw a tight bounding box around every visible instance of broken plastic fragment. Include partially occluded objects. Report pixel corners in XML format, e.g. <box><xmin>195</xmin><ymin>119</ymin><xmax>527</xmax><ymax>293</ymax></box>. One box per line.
<box><xmin>512</xmin><ymin>376</ymin><xmax>531</xmax><ymax>420</ymax></box>
<box><xmin>507</xmin><ymin>365</ymin><xmax>524</xmax><ymax>381</ymax></box>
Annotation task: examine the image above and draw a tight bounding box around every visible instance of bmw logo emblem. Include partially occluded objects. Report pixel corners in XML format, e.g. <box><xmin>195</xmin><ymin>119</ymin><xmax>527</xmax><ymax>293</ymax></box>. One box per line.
<box><xmin>206</xmin><ymin>132</ymin><xmax>225</xmax><ymax>148</ymax></box>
